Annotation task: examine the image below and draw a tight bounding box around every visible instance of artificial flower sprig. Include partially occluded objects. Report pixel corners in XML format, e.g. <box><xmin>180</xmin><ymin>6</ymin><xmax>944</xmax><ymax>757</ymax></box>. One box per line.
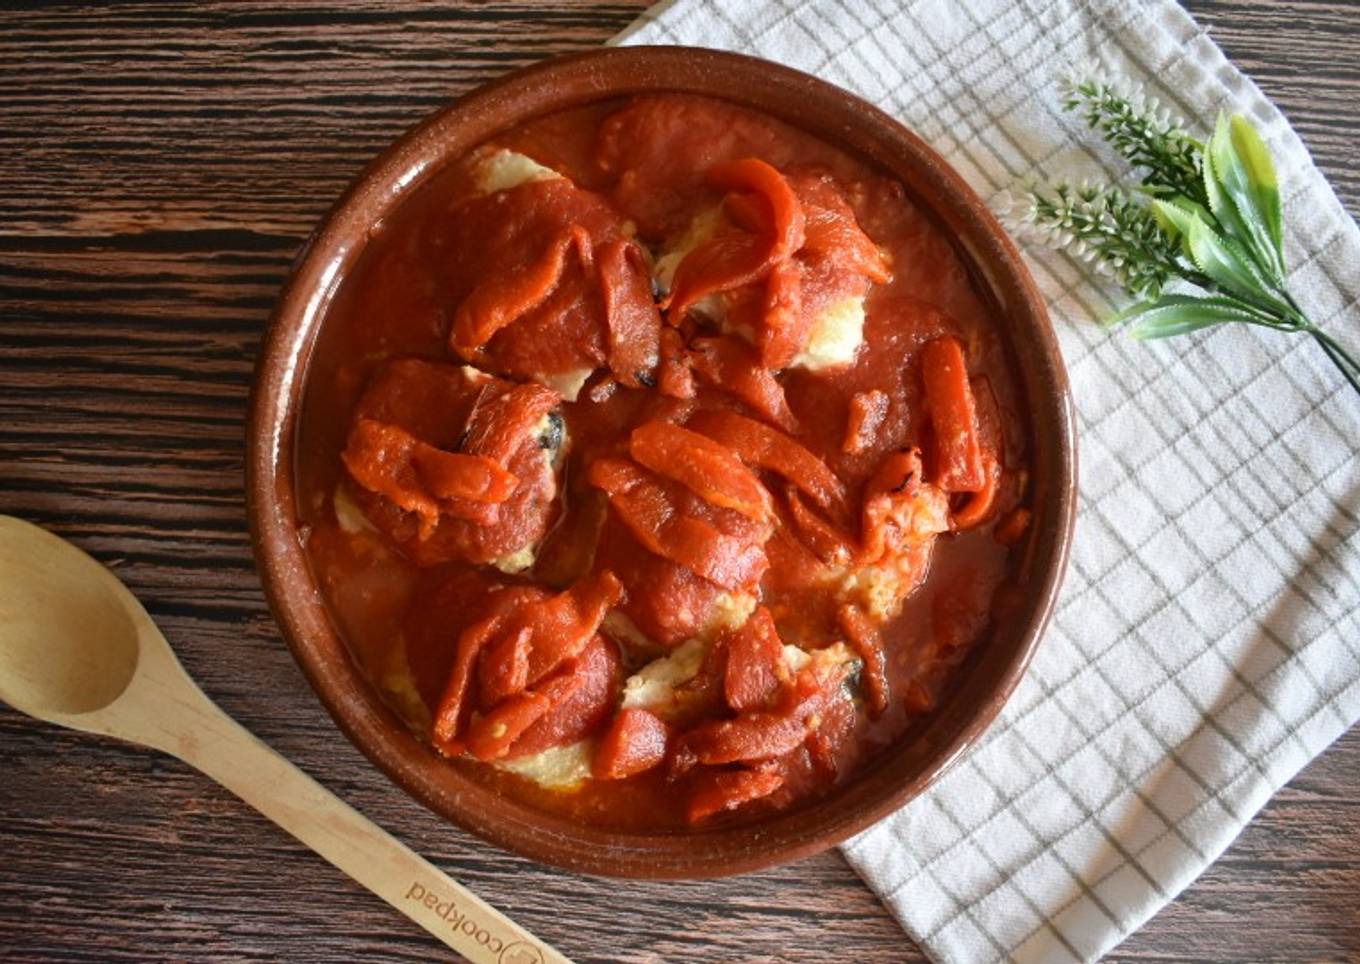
<box><xmin>1013</xmin><ymin>73</ymin><xmax>1360</xmax><ymax>399</ymax></box>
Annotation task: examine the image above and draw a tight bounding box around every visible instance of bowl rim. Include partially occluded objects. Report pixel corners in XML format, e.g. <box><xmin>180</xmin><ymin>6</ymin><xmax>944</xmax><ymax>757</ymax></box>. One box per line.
<box><xmin>247</xmin><ymin>44</ymin><xmax>1077</xmax><ymax>879</ymax></box>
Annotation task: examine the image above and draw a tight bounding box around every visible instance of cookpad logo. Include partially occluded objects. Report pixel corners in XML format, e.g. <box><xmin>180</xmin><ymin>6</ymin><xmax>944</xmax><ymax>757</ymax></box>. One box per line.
<box><xmin>405</xmin><ymin>880</ymin><xmax>543</xmax><ymax>963</ymax></box>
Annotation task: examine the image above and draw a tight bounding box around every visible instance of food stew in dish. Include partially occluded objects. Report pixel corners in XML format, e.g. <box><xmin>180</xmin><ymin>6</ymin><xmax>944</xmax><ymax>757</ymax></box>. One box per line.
<box><xmin>296</xmin><ymin>94</ymin><xmax>1032</xmax><ymax>829</ymax></box>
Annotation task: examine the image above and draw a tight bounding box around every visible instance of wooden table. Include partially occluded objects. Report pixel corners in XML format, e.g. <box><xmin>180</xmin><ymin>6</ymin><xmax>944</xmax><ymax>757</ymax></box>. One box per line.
<box><xmin>2</xmin><ymin>2</ymin><xmax>1356</xmax><ymax>961</ymax></box>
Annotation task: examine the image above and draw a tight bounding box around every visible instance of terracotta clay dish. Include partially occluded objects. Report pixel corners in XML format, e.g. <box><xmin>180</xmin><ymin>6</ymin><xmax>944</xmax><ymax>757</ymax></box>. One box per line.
<box><xmin>248</xmin><ymin>46</ymin><xmax>1076</xmax><ymax>878</ymax></box>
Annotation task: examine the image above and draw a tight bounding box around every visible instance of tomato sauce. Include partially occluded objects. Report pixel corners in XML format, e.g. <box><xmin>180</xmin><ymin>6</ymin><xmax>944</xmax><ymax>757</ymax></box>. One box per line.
<box><xmin>295</xmin><ymin>94</ymin><xmax>1031</xmax><ymax>830</ymax></box>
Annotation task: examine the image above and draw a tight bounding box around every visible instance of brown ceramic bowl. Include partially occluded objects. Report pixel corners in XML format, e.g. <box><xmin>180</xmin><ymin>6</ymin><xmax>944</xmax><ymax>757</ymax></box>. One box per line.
<box><xmin>248</xmin><ymin>46</ymin><xmax>1076</xmax><ymax>879</ymax></box>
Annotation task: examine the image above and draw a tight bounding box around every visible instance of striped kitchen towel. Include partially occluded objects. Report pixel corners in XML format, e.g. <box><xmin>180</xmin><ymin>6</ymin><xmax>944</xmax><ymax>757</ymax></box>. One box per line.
<box><xmin>617</xmin><ymin>1</ymin><xmax>1360</xmax><ymax>961</ymax></box>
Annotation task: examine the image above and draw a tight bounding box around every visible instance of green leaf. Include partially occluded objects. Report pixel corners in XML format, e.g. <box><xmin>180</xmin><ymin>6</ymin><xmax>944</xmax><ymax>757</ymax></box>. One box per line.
<box><xmin>1107</xmin><ymin>298</ymin><xmax>1161</xmax><ymax>326</ymax></box>
<box><xmin>1168</xmin><ymin>194</ymin><xmax>1214</xmax><ymax>225</ymax></box>
<box><xmin>1216</xmin><ymin>229</ymin><xmax>1278</xmax><ymax>292</ymax></box>
<box><xmin>1202</xmin><ymin>132</ymin><xmax>1255</xmax><ymax>260</ymax></box>
<box><xmin>1153</xmin><ymin>195</ymin><xmax>1215</xmax><ymax>245</ymax></box>
<box><xmin>1152</xmin><ymin>195</ymin><xmax>1202</xmax><ymax>246</ymax></box>
<box><xmin>1149</xmin><ymin>198</ymin><xmax>1289</xmax><ymax>313</ymax></box>
<box><xmin>1131</xmin><ymin>310</ymin><xmax>1222</xmax><ymax>340</ymax></box>
<box><xmin>1229</xmin><ymin>115</ymin><xmax>1285</xmax><ymax>265</ymax></box>
<box><xmin>1207</xmin><ymin>113</ymin><xmax>1285</xmax><ymax>281</ymax></box>
<box><xmin>1124</xmin><ymin>294</ymin><xmax>1265</xmax><ymax>340</ymax></box>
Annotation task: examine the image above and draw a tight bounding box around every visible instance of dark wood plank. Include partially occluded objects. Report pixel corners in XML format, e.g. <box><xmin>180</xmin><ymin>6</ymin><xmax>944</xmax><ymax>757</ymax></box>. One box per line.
<box><xmin>0</xmin><ymin>2</ymin><xmax>1355</xmax><ymax>962</ymax></box>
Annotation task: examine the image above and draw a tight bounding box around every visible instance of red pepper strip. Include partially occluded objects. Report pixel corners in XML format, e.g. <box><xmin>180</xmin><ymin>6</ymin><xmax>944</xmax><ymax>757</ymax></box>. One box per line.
<box><xmin>784</xmin><ymin>487</ymin><xmax>854</xmax><ymax>566</ymax></box>
<box><xmin>722</xmin><ymin>190</ymin><xmax>770</xmax><ymax>234</ymax></box>
<box><xmin>664</xmin><ymin>158</ymin><xmax>806</xmax><ymax>321</ymax></box>
<box><xmin>656</xmin><ymin>327</ymin><xmax>696</xmax><ymax>400</ymax></box>
<box><xmin>665</xmin><ymin>514</ymin><xmax>767</xmax><ymax>588</ymax></box>
<box><xmin>431</xmin><ymin>613</ymin><xmax>504</xmax><ymax>754</ymax></box>
<box><xmin>521</xmin><ymin>570</ymin><xmax>624</xmax><ymax>681</ymax></box>
<box><xmin>460</xmin><ymin>381</ymin><xmax>561</xmax><ymax>466</ymax></box>
<box><xmin>860</xmin><ymin>448</ymin><xmax>924</xmax><ymax>562</ymax></box>
<box><xmin>709</xmin><ymin>158</ymin><xmax>806</xmax><ymax>260</ymax></box>
<box><xmin>951</xmin><ymin>374</ymin><xmax>1004</xmax><ymax>530</ymax></box>
<box><xmin>450</xmin><ymin>225</ymin><xmax>594</xmax><ymax>354</ymax></box>
<box><xmin>681</xmin><ymin>657</ymin><xmax>848</xmax><ymax>765</ymax></box>
<box><xmin>477</xmin><ymin>570</ymin><xmax>625</xmax><ymax>706</ymax></box>
<box><xmin>670</xmin><ymin>631</ymin><xmax>731</xmax><ymax>718</ymax></box>
<box><xmin>921</xmin><ymin>335</ymin><xmax>985</xmax><ymax>492</ymax></box>
<box><xmin>805</xmin><ymin>697</ymin><xmax>856</xmax><ymax>778</ymax></box>
<box><xmin>724</xmin><ymin>606</ymin><xmax>788</xmax><ymax>713</ymax></box>
<box><xmin>630</xmin><ymin>420</ymin><xmax>772</xmax><ymax>522</ymax></box>
<box><xmin>588</xmin><ymin>457</ymin><xmax>769</xmax><ymax>591</ymax></box>
<box><xmin>681</xmin><ymin>707</ymin><xmax>808</xmax><ymax>764</ymax></box>
<box><xmin>341</xmin><ymin>419</ymin><xmax>516</xmax><ymax>539</ymax></box>
<box><xmin>838</xmin><ymin>603</ymin><xmax>888</xmax><ymax>717</ymax></box>
<box><xmin>663</xmin><ymin>232</ymin><xmax>769</xmax><ymax>322</ymax></box>
<box><xmin>687</xmin><ymin>408</ymin><xmax>844</xmax><ymax>510</ymax></box>
<box><xmin>688</xmin><ymin>336</ymin><xmax>799</xmax><ymax>433</ymax></box>
<box><xmin>719</xmin><ymin>175</ymin><xmax>810</xmax><ymax>369</ymax></box>
<box><xmin>409</xmin><ymin>440</ymin><xmax>516</xmax><ymax>504</ymax></box>
<box><xmin>489</xmin><ymin>625</ymin><xmax>532</xmax><ymax>704</ymax></box>
<box><xmin>757</xmin><ymin>257</ymin><xmax>810</xmax><ymax>370</ymax></box>
<box><xmin>801</xmin><ymin>198</ymin><xmax>891</xmax><ymax>284</ymax></box>
<box><xmin>510</xmin><ymin>634</ymin><xmax>619</xmax><ymax>757</ymax></box>
<box><xmin>597</xmin><ymin>239</ymin><xmax>661</xmax><ymax>388</ymax></box>
<box><xmin>463</xmin><ymin>692</ymin><xmax>547</xmax><ymax>762</ymax></box>
<box><xmin>952</xmin><ymin>453</ymin><xmax>1000</xmax><ymax>530</ymax></box>
<box><xmin>843</xmin><ymin>389</ymin><xmax>890</xmax><ymax>455</ymax></box>
<box><xmin>687</xmin><ymin>767</ymin><xmax>785</xmax><ymax>823</ymax></box>
<box><xmin>462</xmin><ymin>662</ymin><xmax>585</xmax><ymax>762</ymax></box>
<box><xmin>592</xmin><ymin>707</ymin><xmax>670</xmax><ymax>780</ymax></box>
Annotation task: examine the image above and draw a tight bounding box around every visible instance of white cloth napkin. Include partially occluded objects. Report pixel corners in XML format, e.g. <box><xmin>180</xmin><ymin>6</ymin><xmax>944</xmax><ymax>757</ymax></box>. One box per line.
<box><xmin>616</xmin><ymin>1</ymin><xmax>1360</xmax><ymax>961</ymax></box>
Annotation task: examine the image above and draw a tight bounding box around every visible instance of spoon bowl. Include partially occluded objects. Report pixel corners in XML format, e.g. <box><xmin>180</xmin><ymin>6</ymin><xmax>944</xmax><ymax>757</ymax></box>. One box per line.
<box><xmin>0</xmin><ymin>516</ymin><xmax>141</xmax><ymax>721</ymax></box>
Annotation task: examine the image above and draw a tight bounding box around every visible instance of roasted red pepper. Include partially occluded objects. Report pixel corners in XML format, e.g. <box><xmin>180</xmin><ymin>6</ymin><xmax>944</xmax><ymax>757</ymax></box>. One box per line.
<box><xmin>588</xmin><ymin>457</ymin><xmax>769</xmax><ymax>591</ymax></box>
<box><xmin>629</xmin><ymin>419</ymin><xmax>773</xmax><ymax>522</ymax></box>
<box><xmin>723</xmin><ymin>606</ymin><xmax>788</xmax><ymax>713</ymax></box>
<box><xmin>687</xmin><ymin>408</ymin><xmax>845</xmax><ymax>510</ymax></box>
<box><xmin>921</xmin><ymin>336</ymin><xmax>985</xmax><ymax>493</ymax></box>
<box><xmin>593</xmin><ymin>707</ymin><xmax>670</xmax><ymax>780</ymax></box>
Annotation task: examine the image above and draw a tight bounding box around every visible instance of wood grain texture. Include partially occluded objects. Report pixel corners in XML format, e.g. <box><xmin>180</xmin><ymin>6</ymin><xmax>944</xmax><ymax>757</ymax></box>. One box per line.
<box><xmin>0</xmin><ymin>2</ymin><xmax>1355</xmax><ymax>962</ymax></box>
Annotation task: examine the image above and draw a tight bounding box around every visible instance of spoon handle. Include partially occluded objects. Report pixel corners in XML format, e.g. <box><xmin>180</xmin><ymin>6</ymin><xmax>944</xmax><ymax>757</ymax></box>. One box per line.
<box><xmin>166</xmin><ymin>699</ymin><xmax>569</xmax><ymax>964</ymax></box>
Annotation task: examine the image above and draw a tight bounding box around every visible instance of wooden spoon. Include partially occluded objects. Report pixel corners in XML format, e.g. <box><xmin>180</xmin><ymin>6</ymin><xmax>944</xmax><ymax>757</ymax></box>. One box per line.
<box><xmin>0</xmin><ymin>515</ymin><xmax>569</xmax><ymax>964</ymax></box>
